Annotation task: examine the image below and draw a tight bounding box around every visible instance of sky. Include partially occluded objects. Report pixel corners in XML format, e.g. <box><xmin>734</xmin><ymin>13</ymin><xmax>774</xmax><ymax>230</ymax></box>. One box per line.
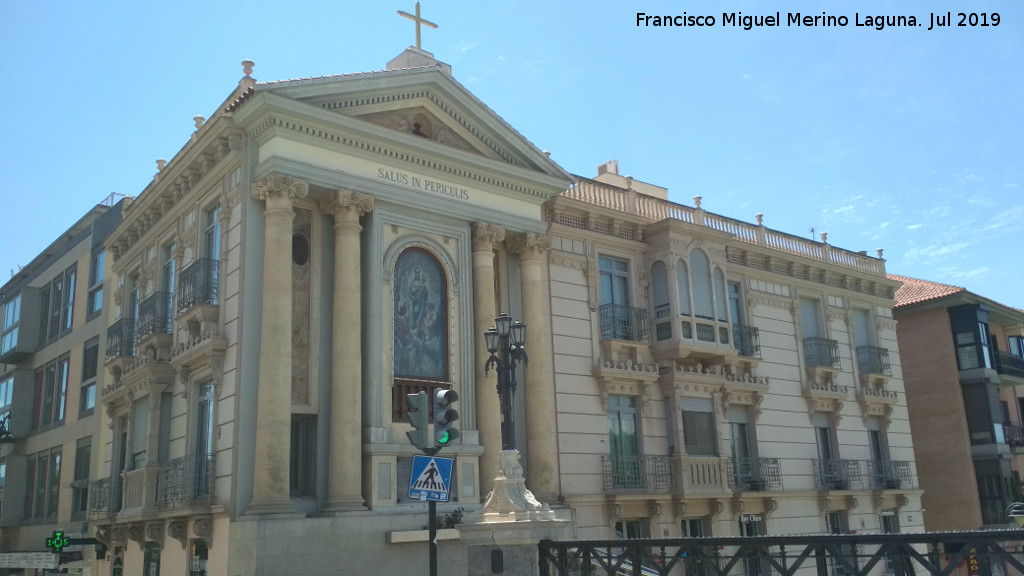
<box><xmin>1</xmin><ymin>0</ymin><xmax>1021</xmax><ymax>307</ymax></box>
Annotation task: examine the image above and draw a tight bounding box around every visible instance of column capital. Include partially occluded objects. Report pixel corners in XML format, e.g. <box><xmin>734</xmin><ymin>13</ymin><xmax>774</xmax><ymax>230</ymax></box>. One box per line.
<box><xmin>319</xmin><ymin>189</ymin><xmax>375</xmax><ymax>218</ymax></box>
<box><xmin>250</xmin><ymin>175</ymin><xmax>309</xmax><ymax>202</ymax></box>
<box><xmin>472</xmin><ymin>222</ymin><xmax>506</xmax><ymax>247</ymax></box>
<box><xmin>507</xmin><ymin>232</ymin><xmax>551</xmax><ymax>259</ymax></box>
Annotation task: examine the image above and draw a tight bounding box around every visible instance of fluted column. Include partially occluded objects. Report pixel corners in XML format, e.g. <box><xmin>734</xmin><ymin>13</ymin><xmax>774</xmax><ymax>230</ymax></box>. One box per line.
<box><xmin>510</xmin><ymin>232</ymin><xmax>558</xmax><ymax>501</ymax></box>
<box><xmin>472</xmin><ymin>222</ymin><xmax>505</xmax><ymax>497</ymax></box>
<box><xmin>248</xmin><ymin>175</ymin><xmax>308</xmax><ymax>513</ymax></box>
<box><xmin>320</xmin><ymin>190</ymin><xmax>375</xmax><ymax>511</ymax></box>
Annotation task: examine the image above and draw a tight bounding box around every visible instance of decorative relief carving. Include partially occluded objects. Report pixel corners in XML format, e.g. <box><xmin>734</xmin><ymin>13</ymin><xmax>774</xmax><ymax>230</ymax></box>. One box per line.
<box><xmin>507</xmin><ymin>232</ymin><xmax>552</xmax><ymax>257</ymax></box>
<box><xmin>111</xmin><ymin>527</ymin><xmax>127</xmax><ymax>544</ymax></box>
<box><xmin>674</xmin><ymin>501</ymin><xmax>687</xmax><ymax>518</ymax></box>
<box><xmin>648</xmin><ymin>502</ymin><xmax>663</xmax><ymax>518</ymax></box>
<box><xmin>193</xmin><ymin>518</ymin><xmax>213</xmax><ymax>542</ymax></box>
<box><xmin>250</xmin><ymin>175</ymin><xmax>309</xmax><ymax>202</ymax></box>
<box><xmin>145</xmin><ymin>523</ymin><xmax>164</xmax><ymax>546</ymax></box>
<box><xmin>710</xmin><ymin>499</ymin><xmax>724</xmax><ymax>518</ymax></box>
<box><xmin>609</xmin><ymin>504</ymin><xmax>622</xmax><ymax>519</ymax></box>
<box><xmin>128</xmin><ymin>525</ymin><xmax>145</xmax><ymax>547</ymax></box>
<box><xmin>846</xmin><ymin>496</ymin><xmax>859</xmax><ymax>510</ymax></box>
<box><xmin>471</xmin><ymin>222</ymin><xmax>506</xmax><ymax>247</ymax></box>
<box><xmin>818</xmin><ymin>496</ymin><xmax>833</xmax><ymax>512</ymax></box>
<box><xmin>167</xmin><ymin>521</ymin><xmax>187</xmax><ymax>549</ymax></box>
<box><xmin>320</xmin><ymin>189</ymin><xmax>376</xmax><ymax>219</ymax></box>
<box><xmin>595</xmin><ymin>358</ymin><xmax>659</xmax><ymax>414</ymax></box>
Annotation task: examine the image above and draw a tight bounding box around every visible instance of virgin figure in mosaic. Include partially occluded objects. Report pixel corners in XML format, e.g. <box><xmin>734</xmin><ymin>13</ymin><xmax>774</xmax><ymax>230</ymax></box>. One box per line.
<box><xmin>393</xmin><ymin>248</ymin><xmax>446</xmax><ymax>379</ymax></box>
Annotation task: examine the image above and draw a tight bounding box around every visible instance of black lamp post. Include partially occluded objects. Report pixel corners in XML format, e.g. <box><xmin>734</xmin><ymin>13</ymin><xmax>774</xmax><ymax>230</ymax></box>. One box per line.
<box><xmin>0</xmin><ymin>413</ymin><xmax>15</xmax><ymax>458</ymax></box>
<box><xmin>484</xmin><ymin>312</ymin><xmax>528</xmax><ymax>451</ymax></box>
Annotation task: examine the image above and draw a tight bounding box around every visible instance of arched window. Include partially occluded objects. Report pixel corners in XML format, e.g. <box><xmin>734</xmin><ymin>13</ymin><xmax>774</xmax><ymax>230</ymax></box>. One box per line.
<box><xmin>690</xmin><ymin>249</ymin><xmax>713</xmax><ymax>320</ymax></box>
<box><xmin>676</xmin><ymin>259</ymin><xmax>691</xmax><ymax>317</ymax></box>
<box><xmin>714</xmin><ymin>268</ymin><xmax>728</xmax><ymax>322</ymax></box>
<box><xmin>393</xmin><ymin>248</ymin><xmax>447</xmax><ymax>380</ymax></box>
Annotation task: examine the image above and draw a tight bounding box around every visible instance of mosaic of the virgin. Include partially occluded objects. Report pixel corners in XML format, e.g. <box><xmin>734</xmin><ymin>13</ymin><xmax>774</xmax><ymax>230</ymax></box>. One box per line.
<box><xmin>393</xmin><ymin>248</ymin><xmax>447</xmax><ymax>379</ymax></box>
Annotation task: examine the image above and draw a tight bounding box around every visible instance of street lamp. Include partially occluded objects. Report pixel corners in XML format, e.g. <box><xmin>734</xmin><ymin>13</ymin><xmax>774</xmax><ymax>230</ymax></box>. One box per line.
<box><xmin>484</xmin><ymin>312</ymin><xmax>528</xmax><ymax>451</ymax></box>
<box><xmin>0</xmin><ymin>413</ymin><xmax>15</xmax><ymax>458</ymax></box>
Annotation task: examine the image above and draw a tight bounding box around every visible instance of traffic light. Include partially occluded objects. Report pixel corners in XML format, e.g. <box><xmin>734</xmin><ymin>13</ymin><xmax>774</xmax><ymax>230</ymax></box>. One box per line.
<box><xmin>406</xmin><ymin>392</ymin><xmax>429</xmax><ymax>450</ymax></box>
<box><xmin>434</xmin><ymin>388</ymin><xmax>460</xmax><ymax>447</ymax></box>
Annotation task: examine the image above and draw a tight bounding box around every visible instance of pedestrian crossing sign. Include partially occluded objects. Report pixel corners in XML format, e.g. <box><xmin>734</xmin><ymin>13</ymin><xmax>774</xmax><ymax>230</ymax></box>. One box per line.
<box><xmin>408</xmin><ymin>455</ymin><xmax>454</xmax><ymax>502</ymax></box>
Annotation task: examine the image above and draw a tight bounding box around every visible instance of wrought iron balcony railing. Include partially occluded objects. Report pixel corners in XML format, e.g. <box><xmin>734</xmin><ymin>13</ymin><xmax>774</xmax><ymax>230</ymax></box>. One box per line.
<box><xmin>601</xmin><ymin>455</ymin><xmax>670</xmax><ymax>491</ymax></box>
<box><xmin>177</xmin><ymin>259</ymin><xmax>219</xmax><ymax>312</ymax></box>
<box><xmin>857</xmin><ymin>345</ymin><xmax>892</xmax><ymax>375</ymax></box>
<box><xmin>995</xmin><ymin>351</ymin><xmax>1024</xmax><ymax>379</ymax></box>
<box><xmin>727</xmin><ymin>457</ymin><xmax>783</xmax><ymax>491</ymax></box>
<box><xmin>1004</xmin><ymin>423</ymin><xmax>1024</xmax><ymax>447</ymax></box>
<box><xmin>804</xmin><ymin>337</ymin><xmax>841</xmax><ymax>369</ymax></box>
<box><xmin>599</xmin><ymin>303</ymin><xmax>649</xmax><ymax>342</ymax></box>
<box><xmin>88</xmin><ymin>477</ymin><xmax>113</xmax><ymax>519</ymax></box>
<box><xmin>733</xmin><ymin>324</ymin><xmax>761</xmax><ymax>358</ymax></box>
<box><xmin>106</xmin><ymin>317</ymin><xmax>136</xmax><ymax>359</ymax></box>
<box><xmin>136</xmin><ymin>292</ymin><xmax>173</xmax><ymax>340</ymax></box>
<box><xmin>865</xmin><ymin>459</ymin><xmax>915</xmax><ymax>490</ymax></box>
<box><xmin>158</xmin><ymin>453</ymin><xmax>216</xmax><ymax>509</ymax></box>
<box><xmin>813</xmin><ymin>458</ymin><xmax>862</xmax><ymax>490</ymax></box>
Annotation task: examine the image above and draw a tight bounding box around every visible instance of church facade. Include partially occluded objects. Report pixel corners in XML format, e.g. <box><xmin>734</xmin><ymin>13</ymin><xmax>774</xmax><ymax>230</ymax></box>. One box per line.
<box><xmin>76</xmin><ymin>48</ymin><xmax>923</xmax><ymax>575</ymax></box>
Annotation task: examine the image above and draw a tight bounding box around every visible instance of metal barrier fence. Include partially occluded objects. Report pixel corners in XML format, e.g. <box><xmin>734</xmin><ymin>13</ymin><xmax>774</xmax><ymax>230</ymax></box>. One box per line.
<box><xmin>540</xmin><ymin>530</ymin><xmax>1024</xmax><ymax>576</ymax></box>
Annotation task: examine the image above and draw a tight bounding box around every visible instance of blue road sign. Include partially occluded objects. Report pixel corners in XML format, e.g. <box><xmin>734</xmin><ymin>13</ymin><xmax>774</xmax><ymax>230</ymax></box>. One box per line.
<box><xmin>409</xmin><ymin>455</ymin><xmax>454</xmax><ymax>502</ymax></box>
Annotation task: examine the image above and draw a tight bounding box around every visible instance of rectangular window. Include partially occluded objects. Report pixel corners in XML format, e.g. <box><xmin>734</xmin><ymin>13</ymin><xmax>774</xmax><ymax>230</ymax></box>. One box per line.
<box><xmin>0</xmin><ymin>373</ymin><xmax>12</xmax><ymax>412</ymax></box>
<box><xmin>63</xmin><ymin>267</ymin><xmax>76</xmax><ymax>331</ymax></box>
<box><xmin>49</xmin><ymin>274</ymin><xmax>63</xmax><ymax>339</ymax></box>
<box><xmin>34</xmin><ymin>356</ymin><xmax>68</xmax><ymax>429</ymax></box>
<box><xmin>290</xmin><ymin>415</ymin><xmax>316</xmax><ymax>497</ymax></box>
<box><xmin>681</xmin><ymin>397</ymin><xmax>716</xmax><ymax>456</ymax></box>
<box><xmin>71</xmin><ymin>437</ymin><xmax>91</xmax><ymax>521</ymax></box>
<box><xmin>607</xmin><ymin>396</ymin><xmax>641</xmax><ymax>488</ymax></box>
<box><xmin>88</xmin><ymin>250</ymin><xmax>105</xmax><ymax>316</ymax></box>
<box><xmin>81</xmin><ymin>338</ymin><xmax>99</xmax><ymax>414</ymax></box>
<box><xmin>1</xmin><ymin>294</ymin><xmax>21</xmax><ymax>355</ymax></box>
<box><xmin>1010</xmin><ymin>336</ymin><xmax>1024</xmax><ymax>358</ymax></box>
<box><xmin>25</xmin><ymin>447</ymin><xmax>62</xmax><ymax>521</ymax></box>
<box><xmin>131</xmin><ymin>397</ymin><xmax>150</xmax><ymax>469</ymax></box>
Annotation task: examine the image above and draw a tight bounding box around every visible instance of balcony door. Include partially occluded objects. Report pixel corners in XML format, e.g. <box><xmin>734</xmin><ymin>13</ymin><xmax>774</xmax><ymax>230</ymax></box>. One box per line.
<box><xmin>729</xmin><ymin>408</ymin><xmax>757</xmax><ymax>489</ymax></box>
<box><xmin>608</xmin><ymin>395</ymin><xmax>641</xmax><ymax>488</ymax></box>
<box><xmin>600</xmin><ymin>257</ymin><xmax>634</xmax><ymax>340</ymax></box>
<box><xmin>194</xmin><ymin>381</ymin><xmax>215</xmax><ymax>498</ymax></box>
<box><xmin>162</xmin><ymin>243</ymin><xmax>176</xmax><ymax>330</ymax></box>
<box><xmin>815</xmin><ymin>413</ymin><xmax>841</xmax><ymax>488</ymax></box>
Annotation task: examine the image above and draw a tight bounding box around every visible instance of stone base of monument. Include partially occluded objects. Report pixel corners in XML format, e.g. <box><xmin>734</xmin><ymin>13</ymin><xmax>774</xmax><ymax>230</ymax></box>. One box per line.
<box><xmin>460</xmin><ymin>450</ymin><xmax>573</xmax><ymax>576</ymax></box>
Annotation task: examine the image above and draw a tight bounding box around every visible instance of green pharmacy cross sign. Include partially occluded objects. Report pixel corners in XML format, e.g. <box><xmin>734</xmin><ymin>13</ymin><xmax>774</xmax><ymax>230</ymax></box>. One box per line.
<box><xmin>46</xmin><ymin>530</ymin><xmax>70</xmax><ymax>553</ymax></box>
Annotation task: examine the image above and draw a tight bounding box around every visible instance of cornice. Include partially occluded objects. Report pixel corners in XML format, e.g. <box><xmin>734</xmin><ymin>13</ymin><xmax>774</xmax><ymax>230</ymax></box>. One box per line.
<box><xmin>110</xmin><ymin>117</ymin><xmax>244</xmax><ymax>265</ymax></box>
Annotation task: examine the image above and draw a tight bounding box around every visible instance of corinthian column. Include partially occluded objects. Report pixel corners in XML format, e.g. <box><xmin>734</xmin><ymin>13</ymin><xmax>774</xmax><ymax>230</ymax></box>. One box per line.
<box><xmin>509</xmin><ymin>232</ymin><xmax>558</xmax><ymax>501</ymax></box>
<box><xmin>472</xmin><ymin>222</ymin><xmax>505</xmax><ymax>497</ymax></box>
<box><xmin>248</xmin><ymin>175</ymin><xmax>308</xmax><ymax>514</ymax></box>
<box><xmin>320</xmin><ymin>190</ymin><xmax>374</xmax><ymax>512</ymax></box>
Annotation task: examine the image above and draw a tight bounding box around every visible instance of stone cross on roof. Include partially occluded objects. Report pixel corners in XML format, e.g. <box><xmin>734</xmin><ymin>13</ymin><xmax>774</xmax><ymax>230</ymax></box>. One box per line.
<box><xmin>397</xmin><ymin>2</ymin><xmax>438</xmax><ymax>50</ymax></box>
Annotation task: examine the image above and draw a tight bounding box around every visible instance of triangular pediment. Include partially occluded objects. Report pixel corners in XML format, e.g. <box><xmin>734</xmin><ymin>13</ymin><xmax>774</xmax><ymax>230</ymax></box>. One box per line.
<box><xmin>252</xmin><ymin>60</ymin><xmax>570</xmax><ymax>183</ymax></box>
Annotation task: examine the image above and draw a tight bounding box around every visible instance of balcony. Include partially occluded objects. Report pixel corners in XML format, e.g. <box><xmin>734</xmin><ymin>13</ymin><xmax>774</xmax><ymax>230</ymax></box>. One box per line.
<box><xmin>865</xmin><ymin>460</ymin><xmax>915</xmax><ymax>490</ymax></box>
<box><xmin>672</xmin><ymin>456</ymin><xmax>729</xmax><ymax>494</ymax></box>
<box><xmin>106</xmin><ymin>317</ymin><xmax>136</xmax><ymax>360</ymax></box>
<box><xmin>599</xmin><ymin>304</ymin><xmax>649</xmax><ymax>342</ymax></box>
<box><xmin>88</xmin><ymin>477</ymin><xmax>113</xmax><ymax>520</ymax></box>
<box><xmin>726</xmin><ymin>457</ymin><xmax>783</xmax><ymax>492</ymax></box>
<box><xmin>995</xmin><ymin>351</ymin><xmax>1024</xmax><ymax>381</ymax></box>
<box><xmin>601</xmin><ymin>455</ymin><xmax>670</xmax><ymax>492</ymax></box>
<box><xmin>178</xmin><ymin>259</ymin><xmax>219</xmax><ymax>312</ymax></box>
<box><xmin>733</xmin><ymin>325</ymin><xmax>761</xmax><ymax>359</ymax></box>
<box><xmin>1004</xmin><ymin>423</ymin><xmax>1024</xmax><ymax>449</ymax></box>
<box><xmin>157</xmin><ymin>453</ymin><xmax>215</xmax><ymax>509</ymax></box>
<box><xmin>804</xmin><ymin>337</ymin><xmax>841</xmax><ymax>369</ymax></box>
<box><xmin>813</xmin><ymin>459</ymin><xmax>862</xmax><ymax>490</ymax></box>
<box><xmin>857</xmin><ymin>345</ymin><xmax>891</xmax><ymax>376</ymax></box>
<box><xmin>136</xmin><ymin>292</ymin><xmax>173</xmax><ymax>340</ymax></box>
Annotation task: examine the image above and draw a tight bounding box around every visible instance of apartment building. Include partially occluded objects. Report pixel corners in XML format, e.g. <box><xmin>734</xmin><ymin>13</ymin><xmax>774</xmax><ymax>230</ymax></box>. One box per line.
<box><xmin>892</xmin><ymin>274</ymin><xmax>1024</xmax><ymax>529</ymax></box>
<box><xmin>548</xmin><ymin>163</ymin><xmax>922</xmax><ymax>544</ymax></box>
<box><xmin>0</xmin><ymin>193</ymin><xmax>127</xmax><ymax>575</ymax></box>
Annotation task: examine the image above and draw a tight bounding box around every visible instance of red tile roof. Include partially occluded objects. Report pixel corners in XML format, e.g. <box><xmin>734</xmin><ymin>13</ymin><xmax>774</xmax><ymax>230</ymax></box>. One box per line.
<box><xmin>888</xmin><ymin>274</ymin><xmax>967</xmax><ymax>308</ymax></box>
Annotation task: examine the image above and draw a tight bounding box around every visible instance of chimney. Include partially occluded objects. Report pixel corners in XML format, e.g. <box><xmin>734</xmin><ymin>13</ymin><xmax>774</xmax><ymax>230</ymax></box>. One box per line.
<box><xmin>597</xmin><ymin>160</ymin><xmax>619</xmax><ymax>176</ymax></box>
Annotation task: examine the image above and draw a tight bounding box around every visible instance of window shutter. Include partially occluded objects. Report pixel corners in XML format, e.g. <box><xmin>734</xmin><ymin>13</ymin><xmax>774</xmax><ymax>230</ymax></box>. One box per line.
<box><xmin>131</xmin><ymin>397</ymin><xmax>149</xmax><ymax>467</ymax></box>
<box><xmin>158</xmin><ymin>392</ymin><xmax>172</xmax><ymax>463</ymax></box>
<box><xmin>681</xmin><ymin>397</ymin><xmax>713</xmax><ymax>412</ymax></box>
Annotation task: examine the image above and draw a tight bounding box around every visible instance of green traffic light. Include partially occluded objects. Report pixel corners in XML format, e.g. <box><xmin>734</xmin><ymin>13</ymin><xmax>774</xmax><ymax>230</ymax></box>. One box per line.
<box><xmin>438</xmin><ymin>430</ymin><xmax>450</xmax><ymax>445</ymax></box>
